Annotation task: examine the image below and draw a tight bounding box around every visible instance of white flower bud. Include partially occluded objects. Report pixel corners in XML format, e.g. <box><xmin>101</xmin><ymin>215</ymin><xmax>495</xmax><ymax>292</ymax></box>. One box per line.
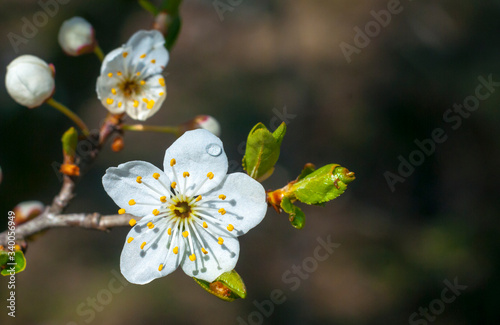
<box><xmin>58</xmin><ymin>17</ymin><xmax>96</xmax><ymax>56</ymax></box>
<box><xmin>13</xmin><ymin>201</ymin><xmax>45</xmax><ymax>224</ymax></box>
<box><xmin>5</xmin><ymin>55</ymin><xmax>55</xmax><ymax>108</ymax></box>
<box><xmin>194</xmin><ymin>115</ymin><xmax>221</xmax><ymax>136</ymax></box>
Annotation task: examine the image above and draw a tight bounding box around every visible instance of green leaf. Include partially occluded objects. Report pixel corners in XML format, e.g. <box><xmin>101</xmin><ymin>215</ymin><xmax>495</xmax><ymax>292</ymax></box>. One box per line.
<box><xmin>138</xmin><ymin>0</ymin><xmax>159</xmax><ymax>15</ymax></box>
<box><xmin>1</xmin><ymin>251</ymin><xmax>26</xmax><ymax>276</ymax></box>
<box><xmin>61</xmin><ymin>127</ymin><xmax>78</xmax><ymax>157</ymax></box>
<box><xmin>193</xmin><ymin>270</ymin><xmax>247</xmax><ymax>301</ymax></box>
<box><xmin>296</xmin><ymin>163</ymin><xmax>316</xmax><ymax>181</ymax></box>
<box><xmin>165</xmin><ymin>15</ymin><xmax>181</xmax><ymax>51</ymax></box>
<box><xmin>289</xmin><ymin>164</ymin><xmax>355</xmax><ymax>205</ymax></box>
<box><xmin>281</xmin><ymin>196</ymin><xmax>306</xmax><ymax>229</ymax></box>
<box><xmin>242</xmin><ymin>122</ymin><xmax>286</xmax><ymax>182</ymax></box>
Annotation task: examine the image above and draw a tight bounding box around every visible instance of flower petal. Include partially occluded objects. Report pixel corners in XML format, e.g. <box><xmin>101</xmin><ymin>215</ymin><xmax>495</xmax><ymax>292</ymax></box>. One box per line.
<box><xmin>120</xmin><ymin>218</ymin><xmax>185</xmax><ymax>284</ymax></box>
<box><xmin>198</xmin><ymin>172</ymin><xmax>267</xmax><ymax>236</ymax></box>
<box><xmin>124</xmin><ymin>74</ymin><xmax>166</xmax><ymax>121</ymax></box>
<box><xmin>102</xmin><ymin>161</ymin><xmax>171</xmax><ymax>217</ymax></box>
<box><xmin>124</xmin><ymin>30</ymin><xmax>169</xmax><ymax>77</ymax></box>
<box><xmin>181</xmin><ymin>223</ymin><xmax>239</xmax><ymax>282</ymax></box>
<box><xmin>163</xmin><ymin>129</ymin><xmax>228</xmax><ymax>196</ymax></box>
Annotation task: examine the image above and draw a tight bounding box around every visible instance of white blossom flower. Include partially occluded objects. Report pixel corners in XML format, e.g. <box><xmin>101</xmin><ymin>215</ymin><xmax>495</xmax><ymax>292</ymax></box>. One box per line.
<box><xmin>58</xmin><ymin>17</ymin><xmax>96</xmax><ymax>56</ymax></box>
<box><xmin>103</xmin><ymin>129</ymin><xmax>267</xmax><ymax>284</ymax></box>
<box><xmin>96</xmin><ymin>30</ymin><xmax>169</xmax><ymax>121</ymax></box>
<box><xmin>5</xmin><ymin>55</ymin><xmax>55</xmax><ymax>108</ymax></box>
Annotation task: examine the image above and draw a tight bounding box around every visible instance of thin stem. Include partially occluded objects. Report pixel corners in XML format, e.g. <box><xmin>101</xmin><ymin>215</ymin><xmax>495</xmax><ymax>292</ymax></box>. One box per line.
<box><xmin>94</xmin><ymin>45</ymin><xmax>105</xmax><ymax>61</ymax></box>
<box><xmin>122</xmin><ymin>124</ymin><xmax>180</xmax><ymax>135</ymax></box>
<box><xmin>46</xmin><ymin>98</ymin><xmax>90</xmax><ymax>136</ymax></box>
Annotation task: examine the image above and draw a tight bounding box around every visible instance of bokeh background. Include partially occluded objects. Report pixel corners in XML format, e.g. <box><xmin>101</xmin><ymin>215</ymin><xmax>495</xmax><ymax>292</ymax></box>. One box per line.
<box><xmin>1</xmin><ymin>0</ymin><xmax>500</xmax><ymax>324</ymax></box>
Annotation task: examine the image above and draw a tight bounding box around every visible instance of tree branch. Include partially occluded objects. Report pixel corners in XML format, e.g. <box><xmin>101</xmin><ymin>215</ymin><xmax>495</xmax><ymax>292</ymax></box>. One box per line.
<box><xmin>0</xmin><ymin>212</ymin><xmax>138</xmax><ymax>246</ymax></box>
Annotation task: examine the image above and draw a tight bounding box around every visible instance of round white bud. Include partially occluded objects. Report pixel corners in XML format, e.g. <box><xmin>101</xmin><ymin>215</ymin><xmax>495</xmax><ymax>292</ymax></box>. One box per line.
<box><xmin>58</xmin><ymin>17</ymin><xmax>96</xmax><ymax>56</ymax></box>
<box><xmin>195</xmin><ymin>115</ymin><xmax>221</xmax><ymax>136</ymax></box>
<box><xmin>5</xmin><ymin>55</ymin><xmax>55</xmax><ymax>108</ymax></box>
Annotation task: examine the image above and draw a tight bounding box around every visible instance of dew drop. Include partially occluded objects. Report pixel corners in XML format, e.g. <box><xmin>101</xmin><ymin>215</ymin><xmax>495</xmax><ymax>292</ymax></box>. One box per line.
<box><xmin>206</xmin><ymin>143</ymin><xmax>222</xmax><ymax>157</ymax></box>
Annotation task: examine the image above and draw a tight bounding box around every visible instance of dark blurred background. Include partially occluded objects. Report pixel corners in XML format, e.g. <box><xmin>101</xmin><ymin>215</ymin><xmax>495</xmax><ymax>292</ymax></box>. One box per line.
<box><xmin>1</xmin><ymin>0</ymin><xmax>499</xmax><ymax>324</ymax></box>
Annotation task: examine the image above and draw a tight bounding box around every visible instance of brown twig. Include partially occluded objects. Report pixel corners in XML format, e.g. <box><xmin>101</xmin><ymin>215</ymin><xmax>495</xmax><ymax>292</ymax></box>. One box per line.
<box><xmin>0</xmin><ymin>114</ymin><xmax>124</xmax><ymax>247</ymax></box>
<box><xmin>0</xmin><ymin>213</ymin><xmax>137</xmax><ymax>245</ymax></box>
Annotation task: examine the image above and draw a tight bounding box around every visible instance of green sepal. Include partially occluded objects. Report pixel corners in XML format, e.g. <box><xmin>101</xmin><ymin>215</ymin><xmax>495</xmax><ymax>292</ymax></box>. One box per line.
<box><xmin>289</xmin><ymin>164</ymin><xmax>355</xmax><ymax>205</ymax></box>
<box><xmin>193</xmin><ymin>270</ymin><xmax>247</xmax><ymax>302</ymax></box>
<box><xmin>1</xmin><ymin>250</ymin><xmax>27</xmax><ymax>276</ymax></box>
<box><xmin>61</xmin><ymin>127</ymin><xmax>78</xmax><ymax>157</ymax></box>
<box><xmin>281</xmin><ymin>196</ymin><xmax>305</xmax><ymax>229</ymax></box>
<box><xmin>242</xmin><ymin>122</ymin><xmax>287</xmax><ymax>182</ymax></box>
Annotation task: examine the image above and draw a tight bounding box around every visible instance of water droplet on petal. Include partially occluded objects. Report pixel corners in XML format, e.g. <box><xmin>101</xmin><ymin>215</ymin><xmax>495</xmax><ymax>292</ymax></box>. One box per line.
<box><xmin>206</xmin><ymin>143</ymin><xmax>222</xmax><ymax>157</ymax></box>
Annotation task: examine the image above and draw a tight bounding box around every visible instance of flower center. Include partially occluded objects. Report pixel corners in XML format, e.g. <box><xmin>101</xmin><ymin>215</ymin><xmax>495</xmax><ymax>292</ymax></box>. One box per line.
<box><xmin>119</xmin><ymin>79</ymin><xmax>140</xmax><ymax>98</ymax></box>
<box><xmin>172</xmin><ymin>201</ymin><xmax>192</xmax><ymax>219</ymax></box>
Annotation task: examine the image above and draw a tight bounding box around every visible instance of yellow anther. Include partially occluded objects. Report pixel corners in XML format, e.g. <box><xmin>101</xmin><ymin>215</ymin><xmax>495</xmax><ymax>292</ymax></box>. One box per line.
<box><xmin>151</xmin><ymin>59</ymin><xmax>156</xmax><ymax>64</ymax></box>
<box><xmin>133</xmin><ymin>100</ymin><xmax>139</xmax><ymax>108</ymax></box>
<box><xmin>140</xmin><ymin>242</ymin><xmax>146</xmax><ymax>249</ymax></box>
<box><xmin>158</xmin><ymin>264</ymin><xmax>164</xmax><ymax>271</ymax></box>
<box><xmin>171</xmin><ymin>181</ymin><xmax>177</xmax><ymax>189</ymax></box>
<box><xmin>146</xmin><ymin>99</ymin><xmax>155</xmax><ymax>109</ymax></box>
<box><xmin>202</xmin><ymin>222</ymin><xmax>208</xmax><ymax>228</ymax></box>
<box><xmin>183</xmin><ymin>172</ymin><xmax>190</xmax><ymax>178</ymax></box>
<box><xmin>207</xmin><ymin>172</ymin><xmax>214</xmax><ymax>180</ymax></box>
<box><xmin>127</xmin><ymin>237</ymin><xmax>134</xmax><ymax>243</ymax></box>
<box><xmin>173</xmin><ymin>246</ymin><xmax>179</xmax><ymax>254</ymax></box>
<box><xmin>140</xmin><ymin>80</ymin><xmax>146</xmax><ymax>85</ymax></box>
<box><xmin>196</xmin><ymin>196</ymin><xmax>202</xmax><ymax>202</ymax></box>
<box><xmin>170</xmin><ymin>158</ymin><xmax>176</xmax><ymax>166</ymax></box>
<box><xmin>129</xmin><ymin>218</ymin><xmax>137</xmax><ymax>227</ymax></box>
<box><xmin>111</xmin><ymin>88</ymin><xmax>117</xmax><ymax>95</ymax></box>
<box><xmin>118</xmin><ymin>102</ymin><xmax>122</xmax><ymax>108</ymax></box>
<box><xmin>189</xmin><ymin>254</ymin><xmax>196</xmax><ymax>261</ymax></box>
<box><xmin>140</xmin><ymin>53</ymin><xmax>146</xmax><ymax>59</ymax></box>
<box><xmin>118</xmin><ymin>208</ymin><xmax>126</xmax><ymax>215</ymax></box>
<box><xmin>160</xmin><ymin>196</ymin><xmax>167</xmax><ymax>203</ymax></box>
<box><xmin>217</xmin><ymin>237</ymin><xmax>224</xmax><ymax>245</ymax></box>
<box><xmin>107</xmin><ymin>72</ymin><xmax>113</xmax><ymax>77</ymax></box>
<box><xmin>147</xmin><ymin>222</ymin><xmax>154</xmax><ymax>229</ymax></box>
<box><xmin>218</xmin><ymin>208</ymin><xmax>226</xmax><ymax>215</ymax></box>
<box><xmin>227</xmin><ymin>224</ymin><xmax>234</xmax><ymax>232</ymax></box>
<box><xmin>153</xmin><ymin>173</ymin><xmax>160</xmax><ymax>179</ymax></box>
<box><xmin>142</xmin><ymin>97</ymin><xmax>149</xmax><ymax>103</ymax></box>
<box><xmin>122</xmin><ymin>52</ymin><xmax>128</xmax><ymax>58</ymax></box>
<box><xmin>136</xmin><ymin>176</ymin><xmax>142</xmax><ymax>183</ymax></box>
<box><xmin>182</xmin><ymin>231</ymin><xmax>189</xmax><ymax>238</ymax></box>
<box><xmin>159</xmin><ymin>92</ymin><xmax>164</xmax><ymax>96</ymax></box>
<box><xmin>169</xmin><ymin>205</ymin><xmax>176</xmax><ymax>211</ymax></box>
<box><xmin>129</xmin><ymin>199</ymin><xmax>136</xmax><ymax>206</ymax></box>
<box><xmin>159</xmin><ymin>77</ymin><xmax>165</xmax><ymax>86</ymax></box>
<box><xmin>136</xmin><ymin>71</ymin><xmax>141</xmax><ymax>76</ymax></box>
<box><xmin>201</xmin><ymin>247</ymin><xmax>208</xmax><ymax>254</ymax></box>
<box><xmin>167</xmin><ymin>228</ymin><xmax>172</xmax><ymax>235</ymax></box>
<box><xmin>152</xmin><ymin>209</ymin><xmax>159</xmax><ymax>216</ymax></box>
<box><xmin>117</xmin><ymin>71</ymin><xmax>122</xmax><ymax>76</ymax></box>
<box><xmin>106</xmin><ymin>98</ymin><xmax>114</xmax><ymax>105</ymax></box>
